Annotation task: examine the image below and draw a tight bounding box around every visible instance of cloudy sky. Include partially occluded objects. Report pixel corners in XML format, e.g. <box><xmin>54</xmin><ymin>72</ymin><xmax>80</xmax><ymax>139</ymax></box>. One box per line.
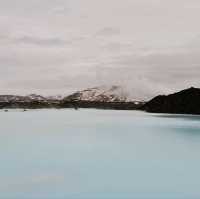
<box><xmin>1</xmin><ymin>0</ymin><xmax>200</xmax><ymax>99</ymax></box>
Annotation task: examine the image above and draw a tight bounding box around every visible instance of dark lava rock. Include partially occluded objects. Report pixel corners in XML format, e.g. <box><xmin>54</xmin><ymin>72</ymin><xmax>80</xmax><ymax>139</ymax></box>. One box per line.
<box><xmin>60</xmin><ymin>100</ymin><xmax>145</xmax><ymax>110</ymax></box>
<box><xmin>142</xmin><ymin>87</ymin><xmax>200</xmax><ymax>114</ymax></box>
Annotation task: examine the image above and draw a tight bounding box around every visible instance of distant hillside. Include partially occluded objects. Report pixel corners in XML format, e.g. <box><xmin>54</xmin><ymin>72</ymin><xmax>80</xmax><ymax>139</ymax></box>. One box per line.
<box><xmin>0</xmin><ymin>94</ymin><xmax>60</xmax><ymax>109</ymax></box>
<box><xmin>0</xmin><ymin>86</ymin><xmax>145</xmax><ymax>110</ymax></box>
<box><xmin>63</xmin><ymin>86</ymin><xmax>130</xmax><ymax>102</ymax></box>
<box><xmin>142</xmin><ymin>87</ymin><xmax>200</xmax><ymax>114</ymax></box>
<box><xmin>61</xmin><ymin>86</ymin><xmax>145</xmax><ymax>110</ymax></box>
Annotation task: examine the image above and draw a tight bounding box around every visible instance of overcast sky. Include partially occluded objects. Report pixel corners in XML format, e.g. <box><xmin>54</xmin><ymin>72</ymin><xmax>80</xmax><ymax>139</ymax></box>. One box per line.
<box><xmin>1</xmin><ymin>0</ymin><xmax>200</xmax><ymax>99</ymax></box>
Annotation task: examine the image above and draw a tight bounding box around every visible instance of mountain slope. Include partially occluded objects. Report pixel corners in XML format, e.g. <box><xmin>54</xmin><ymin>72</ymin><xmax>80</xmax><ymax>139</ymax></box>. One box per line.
<box><xmin>0</xmin><ymin>94</ymin><xmax>61</xmax><ymax>109</ymax></box>
<box><xmin>63</xmin><ymin>86</ymin><xmax>130</xmax><ymax>102</ymax></box>
<box><xmin>61</xmin><ymin>86</ymin><xmax>145</xmax><ymax>110</ymax></box>
<box><xmin>0</xmin><ymin>86</ymin><xmax>145</xmax><ymax>110</ymax></box>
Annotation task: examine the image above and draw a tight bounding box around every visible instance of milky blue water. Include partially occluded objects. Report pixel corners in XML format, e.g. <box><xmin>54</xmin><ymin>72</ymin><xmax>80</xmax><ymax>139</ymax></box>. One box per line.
<box><xmin>0</xmin><ymin>109</ymin><xmax>200</xmax><ymax>199</ymax></box>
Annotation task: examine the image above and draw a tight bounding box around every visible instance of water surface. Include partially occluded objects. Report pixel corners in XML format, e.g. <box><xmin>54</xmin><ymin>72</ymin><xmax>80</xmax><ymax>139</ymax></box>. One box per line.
<box><xmin>0</xmin><ymin>109</ymin><xmax>200</xmax><ymax>199</ymax></box>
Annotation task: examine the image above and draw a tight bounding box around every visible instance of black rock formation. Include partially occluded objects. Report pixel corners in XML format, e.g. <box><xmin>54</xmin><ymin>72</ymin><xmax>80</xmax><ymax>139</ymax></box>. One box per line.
<box><xmin>142</xmin><ymin>87</ymin><xmax>200</xmax><ymax>114</ymax></box>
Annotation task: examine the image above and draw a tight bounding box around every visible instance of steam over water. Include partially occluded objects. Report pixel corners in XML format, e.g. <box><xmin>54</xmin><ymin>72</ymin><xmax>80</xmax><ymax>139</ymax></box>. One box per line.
<box><xmin>0</xmin><ymin>109</ymin><xmax>200</xmax><ymax>199</ymax></box>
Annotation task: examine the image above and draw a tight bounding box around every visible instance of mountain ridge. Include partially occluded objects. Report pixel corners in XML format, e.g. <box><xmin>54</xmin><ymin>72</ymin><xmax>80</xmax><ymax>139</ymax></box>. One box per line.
<box><xmin>1</xmin><ymin>86</ymin><xmax>200</xmax><ymax>114</ymax></box>
<box><xmin>0</xmin><ymin>86</ymin><xmax>144</xmax><ymax>110</ymax></box>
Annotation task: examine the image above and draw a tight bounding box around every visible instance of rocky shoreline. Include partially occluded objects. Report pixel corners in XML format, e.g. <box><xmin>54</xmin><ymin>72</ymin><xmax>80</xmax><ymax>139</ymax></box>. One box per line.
<box><xmin>0</xmin><ymin>99</ymin><xmax>144</xmax><ymax>110</ymax></box>
<box><xmin>60</xmin><ymin>100</ymin><xmax>145</xmax><ymax>110</ymax></box>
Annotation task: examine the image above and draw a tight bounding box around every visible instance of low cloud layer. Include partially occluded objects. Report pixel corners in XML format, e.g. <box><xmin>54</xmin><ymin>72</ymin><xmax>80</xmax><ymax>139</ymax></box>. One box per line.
<box><xmin>0</xmin><ymin>0</ymin><xmax>200</xmax><ymax>99</ymax></box>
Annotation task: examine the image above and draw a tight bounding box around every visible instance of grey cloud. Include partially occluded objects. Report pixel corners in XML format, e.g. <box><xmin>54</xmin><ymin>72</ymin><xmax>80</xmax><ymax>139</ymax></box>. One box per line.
<box><xmin>51</xmin><ymin>6</ymin><xmax>69</xmax><ymax>15</ymax></box>
<box><xmin>95</xmin><ymin>27</ymin><xmax>121</xmax><ymax>37</ymax></box>
<box><xmin>100</xmin><ymin>42</ymin><xmax>134</xmax><ymax>53</ymax></box>
<box><xmin>102</xmin><ymin>50</ymin><xmax>200</xmax><ymax>97</ymax></box>
<box><xmin>14</xmin><ymin>36</ymin><xmax>71</xmax><ymax>47</ymax></box>
<box><xmin>0</xmin><ymin>0</ymin><xmax>200</xmax><ymax>98</ymax></box>
<box><xmin>0</xmin><ymin>33</ymin><xmax>86</xmax><ymax>47</ymax></box>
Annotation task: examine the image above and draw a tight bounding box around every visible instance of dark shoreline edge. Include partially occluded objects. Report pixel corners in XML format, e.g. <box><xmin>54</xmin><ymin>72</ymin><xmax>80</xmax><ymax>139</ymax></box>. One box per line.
<box><xmin>0</xmin><ymin>100</ymin><xmax>145</xmax><ymax>110</ymax></box>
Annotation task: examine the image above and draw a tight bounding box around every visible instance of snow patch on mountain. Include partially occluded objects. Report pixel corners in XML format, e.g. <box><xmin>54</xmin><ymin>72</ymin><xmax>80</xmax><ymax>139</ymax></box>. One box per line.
<box><xmin>64</xmin><ymin>85</ymin><xmax>133</xmax><ymax>102</ymax></box>
<box><xmin>0</xmin><ymin>94</ymin><xmax>48</xmax><ymax>103</ymax></box>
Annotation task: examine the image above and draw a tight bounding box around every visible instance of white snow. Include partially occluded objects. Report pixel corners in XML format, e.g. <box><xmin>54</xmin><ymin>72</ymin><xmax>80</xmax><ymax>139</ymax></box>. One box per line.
<box><xmin>65</xmin><ymin>85</ymin><xmax>133</xmax><ymax>102</ymax></box>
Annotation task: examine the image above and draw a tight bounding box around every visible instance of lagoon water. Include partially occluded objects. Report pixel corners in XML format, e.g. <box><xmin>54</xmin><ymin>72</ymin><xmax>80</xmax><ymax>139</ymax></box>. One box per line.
<box><xmin>0</xmin><ymin>109</ymin><xmax>200</xmax><ymax>199</ymax></box>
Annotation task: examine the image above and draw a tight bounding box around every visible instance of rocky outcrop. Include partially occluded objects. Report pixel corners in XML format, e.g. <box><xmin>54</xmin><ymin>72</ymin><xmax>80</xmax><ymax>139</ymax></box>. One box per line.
<box><xmin>142</xmin><ymin>87</ymin><xmax>200</xmax><ymax>114</ymax></box>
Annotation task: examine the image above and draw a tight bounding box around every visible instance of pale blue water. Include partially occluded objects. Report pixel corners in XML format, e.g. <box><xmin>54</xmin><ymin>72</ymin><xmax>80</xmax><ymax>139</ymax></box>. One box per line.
<box><xmin>0</xmin><ymin>109</ymin><xmax>200</xmax><ymax>199</ymax></box>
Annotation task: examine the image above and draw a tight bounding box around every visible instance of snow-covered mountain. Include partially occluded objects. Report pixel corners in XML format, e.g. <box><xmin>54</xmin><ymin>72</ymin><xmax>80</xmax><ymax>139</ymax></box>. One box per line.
<box><xmin>0</xmin><ymin>94</ymin><xmax>62</xmax><ymax>109</ymax></box>
<box><xmin>27</xmin><ymin>94</ymin><xmax>47</xmax><ymax>101</ymax></box>
<box><xmin>46</xmin><ymin>95</ymin><xmax>63</xmax><ymax>101</ymax></box>
<box><xmin>0</xmin><ymin>85</ymin><xmax>146</xmax><ymax>110</ymax></box>
<box><xmin>0</xmin><ymin>94</ymin><xmax>48</xmax><ymax>103</ymax></box>
<box><xmin>63</xmin><ymin>85</ymin><xmax>132</xmax><ymax>102</ymax></box>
